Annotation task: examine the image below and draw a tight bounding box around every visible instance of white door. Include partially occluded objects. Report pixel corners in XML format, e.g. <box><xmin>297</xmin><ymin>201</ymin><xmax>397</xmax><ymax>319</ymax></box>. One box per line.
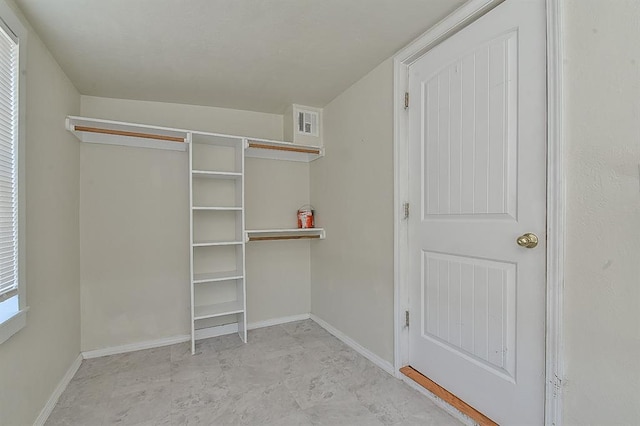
<box><xmin>407</xmin><ymin>1</ymin><xmax>546</xmax><ymax>424</ymax></box>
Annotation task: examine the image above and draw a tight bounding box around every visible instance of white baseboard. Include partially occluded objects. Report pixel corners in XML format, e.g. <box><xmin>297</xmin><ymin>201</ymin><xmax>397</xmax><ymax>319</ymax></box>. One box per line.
<box><xmin>33</xmin><ymin>354</ymin><xmax>83</xmax><ymax>426</ymax></box>
<box><xmin>309</xmin><ymin>314</ymin><xmax>395</xmax><ymax>375</ymax></box>
<box><xmin>82</xmin><ymin>314</ymin><xmax>313</xmax><ymax>359</ymax></box>
<box><xmin>248</xmin><ymin>313</ymin><xmax>310</xmax><ymax>330</ymax></box>
<box><xmin>82</xmin><ymin>335</ymin><xmax>190</xmax><ymax>359</ymax></box>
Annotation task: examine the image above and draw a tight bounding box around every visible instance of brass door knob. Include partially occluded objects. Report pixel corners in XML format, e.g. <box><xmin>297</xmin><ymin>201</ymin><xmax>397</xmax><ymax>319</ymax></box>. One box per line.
<box><xmin>517</xmin><ymin>233</ymin><xmax>539</xmax><ymax>248</ymax></box>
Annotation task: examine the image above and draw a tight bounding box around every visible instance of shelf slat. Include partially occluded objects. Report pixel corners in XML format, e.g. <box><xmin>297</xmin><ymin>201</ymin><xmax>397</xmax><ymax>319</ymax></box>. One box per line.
<box><xmin>250</xmin><ymin>235</ymin><xmax>320</xmax><ymax>242</ymax></box>
<box><xmin>193</xmin><ymin>240</ymin><xmax>243</xmax><ymax>247</ymax></box>
<box><xmin>193</xmin><ymin>270</ymin><xmax>243</xmax><ymax>284</ymax></box>
<box><xmin>245</xmin><ymin>228</ymin><xmax>325</xmax><ymax>242</ymax></box>
<box><xmin>194</xmin><ymin>301</ymin><xmax>244</xmax><ymax>320</ymax></box>
<box><xmin>192</xmin><ymin>170</ymin><xmax>242</xmax><ymax>179</ymax></box>
<box><xmin>192</xmin><ymin>206</ymin><xmax>243</xmax><ymax>211</ymax></box>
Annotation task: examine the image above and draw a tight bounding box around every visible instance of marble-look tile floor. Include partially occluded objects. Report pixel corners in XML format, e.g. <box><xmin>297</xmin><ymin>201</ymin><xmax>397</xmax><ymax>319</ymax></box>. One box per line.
<box><xmin>46</xmin><ymin>320</ymin><xmax>462</xmax><ymax>425</ymax></box>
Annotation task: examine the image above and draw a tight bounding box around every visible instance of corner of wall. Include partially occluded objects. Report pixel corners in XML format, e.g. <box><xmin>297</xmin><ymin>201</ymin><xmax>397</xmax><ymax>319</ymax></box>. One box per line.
<box><xmin>310</xmin><ymin>58</ymin><xmax>395</xmax><ymax>366</ymax></box>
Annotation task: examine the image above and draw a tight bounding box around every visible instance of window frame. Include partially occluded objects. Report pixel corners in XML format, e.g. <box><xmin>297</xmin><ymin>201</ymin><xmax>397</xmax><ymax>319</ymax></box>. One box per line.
<box><xmin>0</xmin><ymin>0</ymin><xmax>27</xmax><ymax>346</ymax></box>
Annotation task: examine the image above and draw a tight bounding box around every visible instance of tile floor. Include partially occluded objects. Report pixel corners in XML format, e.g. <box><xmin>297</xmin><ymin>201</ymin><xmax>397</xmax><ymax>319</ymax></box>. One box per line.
<box><xmin>46</xmin><ymin>320</ymin><xmax>461</xmax><ymax>425</ymax></box>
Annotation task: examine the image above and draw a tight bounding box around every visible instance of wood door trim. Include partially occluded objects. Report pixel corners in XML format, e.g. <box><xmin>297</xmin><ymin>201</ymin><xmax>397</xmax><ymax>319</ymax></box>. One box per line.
<box><xmin>400</xmin><ymin>366</ymin><xmax>498</xmax><ymax>426</ymax></box>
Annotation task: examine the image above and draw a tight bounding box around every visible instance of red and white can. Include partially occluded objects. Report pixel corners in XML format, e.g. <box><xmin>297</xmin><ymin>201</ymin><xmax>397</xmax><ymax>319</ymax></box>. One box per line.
<box><xmin>297</xmin><ymin>205</ymin><xmax>315</xmax><ymax>229</ymax></box>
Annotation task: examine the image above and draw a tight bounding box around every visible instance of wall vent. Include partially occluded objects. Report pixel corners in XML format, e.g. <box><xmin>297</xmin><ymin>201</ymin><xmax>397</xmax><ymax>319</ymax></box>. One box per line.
<box><xmin>283</xmin><ymin>104</ymin><xmax>322</xmax><ymax>146</ymax></box>
<box><xmin>297</xmin><ymin>109</ymin><xmax>319</xmax><ymax>136</ymax></box>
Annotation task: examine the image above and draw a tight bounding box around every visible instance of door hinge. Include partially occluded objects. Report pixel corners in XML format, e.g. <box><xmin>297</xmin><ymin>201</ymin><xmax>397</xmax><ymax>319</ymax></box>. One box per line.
<box><xmin>404</xmin><ymin>92</ymin><xmax>409</xmax><ymax>109</ymax></box>
<box><xmin>403</xmin><ymin>202</ymin><xmax>410</xmax><ymax>219</ymax></box>
<box><xmin>405</xmin><ymin>310</ymin><xmax>410</xmax><ymax>328</ymax></box>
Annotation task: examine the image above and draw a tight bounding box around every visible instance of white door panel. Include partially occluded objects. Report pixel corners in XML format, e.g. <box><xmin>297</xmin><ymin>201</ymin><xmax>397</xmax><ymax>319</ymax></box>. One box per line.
<box><xmin>408</xmin><ymin>1</ymin><xmax>546</xmax><ymax>424</ymax></box>
<box><xmin>422</xmin><ymin>31</ymin><xmax>518</xmax><ymax>219</ymax></box>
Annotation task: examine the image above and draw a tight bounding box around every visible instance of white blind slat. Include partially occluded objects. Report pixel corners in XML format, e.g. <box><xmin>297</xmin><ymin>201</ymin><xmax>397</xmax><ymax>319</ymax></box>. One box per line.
<box><xmin>0</xmin><ymin>24</ymin><xmax>18</xmax><ymax>298</ymax></box>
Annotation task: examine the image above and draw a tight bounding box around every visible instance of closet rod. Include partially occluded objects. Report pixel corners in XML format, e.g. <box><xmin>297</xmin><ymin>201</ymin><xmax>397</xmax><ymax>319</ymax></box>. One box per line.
<box><xmin>74</xmin><ymin>126</ymin><xmax>185</xmax><ymax>143</ymax></box>
<box><xmin>247</xmin><ymin>141</ymin><xmax>321</xmax><ymax>155</ymax></box>
<box><xmin>248</xmin><ymin>235</ymin><xmax>321</xmax><ymax>242</ymax></box>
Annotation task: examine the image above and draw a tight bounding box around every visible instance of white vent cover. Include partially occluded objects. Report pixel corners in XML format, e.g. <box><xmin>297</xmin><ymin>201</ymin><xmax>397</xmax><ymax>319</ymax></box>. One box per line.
<box><xmin>297</xmin><ymin>109</ymin><xmax>319</xmax><ymax>136</ymax></box>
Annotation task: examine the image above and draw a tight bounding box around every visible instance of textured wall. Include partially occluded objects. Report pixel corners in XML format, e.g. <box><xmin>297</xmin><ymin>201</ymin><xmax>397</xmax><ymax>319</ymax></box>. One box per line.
<box><xmin>563</xmin><ymin>1</ymin><xmax>640</xmax><ymax>423</ymax></box>
<box><xmin>310</xmin><ymin>59</ymin><xmax>395</xmax><ymax>364</ymax></box>
<box><xmin>0</xmin><ymin>1</ymin><xmax>81</xmax><ymax>424</ymax></box>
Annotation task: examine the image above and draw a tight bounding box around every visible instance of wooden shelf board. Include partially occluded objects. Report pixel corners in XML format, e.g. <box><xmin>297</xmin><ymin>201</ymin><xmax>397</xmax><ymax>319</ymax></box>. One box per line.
<box><xmin>66</xmin><ymin>116</ymin><xmax>188</xmax><ymax>151</ymax></box>
<box><xmin>193</xmin><ymin>270</ymin><xmax>243</xmax><ymax>284</ymax></box>
<box><xmin>245</xmin><ymin>138</ymin><xmax>323</xmax><ymax>163</ymax></box>
<box><xmin>194</xmin><ymin>301</ymin><xmax>244</xmax><ymax>320</ymax></box>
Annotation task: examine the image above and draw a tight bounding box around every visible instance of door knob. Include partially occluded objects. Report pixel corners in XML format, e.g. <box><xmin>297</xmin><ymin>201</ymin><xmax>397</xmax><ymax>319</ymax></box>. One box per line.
<box><xmin>517</xmin><ymin>233</ymin><xmax>538</xmax><ymax>248</ymax></box>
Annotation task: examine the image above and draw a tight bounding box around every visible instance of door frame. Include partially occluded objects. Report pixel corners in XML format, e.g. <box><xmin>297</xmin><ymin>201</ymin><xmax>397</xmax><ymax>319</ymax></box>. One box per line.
<box><xmin>392</xmin><ymin>0</ymin><xmax>565</xmax><ymax>424</ymax></box>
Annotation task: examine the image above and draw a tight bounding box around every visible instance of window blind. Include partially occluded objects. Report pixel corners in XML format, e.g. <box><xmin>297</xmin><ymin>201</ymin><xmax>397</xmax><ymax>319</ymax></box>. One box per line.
<box><xmin>0</xmin><ymin>21</ymin><xmax>18</xmax><ymax>302</ymax></box>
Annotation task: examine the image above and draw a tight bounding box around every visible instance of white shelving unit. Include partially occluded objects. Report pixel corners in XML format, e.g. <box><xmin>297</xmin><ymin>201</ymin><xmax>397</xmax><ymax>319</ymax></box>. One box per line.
<box><xmin>189</xmin><ymin>132</ymin><xmax>247</xmax><ymax>353</ymax></box>
<box><xmin>66</xmin><ymin>116</ymin><xmax>326</xmax><ymax>353</ymax></box>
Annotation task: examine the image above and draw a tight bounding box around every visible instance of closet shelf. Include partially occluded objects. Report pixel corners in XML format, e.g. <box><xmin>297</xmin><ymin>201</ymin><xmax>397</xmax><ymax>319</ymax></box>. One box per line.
<box><xmin>192</xmin><ymin>170</ymin><xmax>242</xmax><ymax>179</ymax></box>
<box><xmin>192</xmin><ymin>206</ymin><xmax>243</xmax><ymax>211</ymax></box>
<box><xmin>193</xmin><ymin>240</ymin><xmax>243</xmax><ymax>247</ymax></box>
<box><xmin>245</xmin><ymin>228</ymin><xmax>326</xmax><ymax>242</ymax></box>
<box><xmin>66</xmin><ymin>116</ymin><xmax>188</xmax><ymax>151</ymax></box>
<box><xmin>193</xmin><ymin>270</ymin><xmax>243</xmax><ymax>284</ymax></box>
<box><xmin>194</xmin><ymin>301</ymin><xmax>244</xmax><ymax>320</ymax></box>
<box><xmin>245</xmin><ymin>138</ymin><xmax>323</xmax><ymax>162</ymax></box>
<box><xmin>66</xmin><ymin>116</ymin><xmax>324</xmax><ymax>160</ymax></box>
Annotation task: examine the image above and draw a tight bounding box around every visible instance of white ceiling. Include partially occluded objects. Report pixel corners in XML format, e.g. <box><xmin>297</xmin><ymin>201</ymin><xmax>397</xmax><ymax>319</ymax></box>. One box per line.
<box><xmin>15</xmin><ymin>0</ymin><xmax>464</xmax><ymax>114</ymax></box>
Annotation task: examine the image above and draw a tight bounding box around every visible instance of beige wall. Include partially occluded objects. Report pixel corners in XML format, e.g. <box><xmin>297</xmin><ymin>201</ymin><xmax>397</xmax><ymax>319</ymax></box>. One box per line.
<box><xmin>4</xmin><ymin>2</ymin><xmax>636</xmax><ymax>423</ymax></box>
<box><xmin>245</xmin><ymin>158</ymin><xmax>311</xmax><ymax>322</ymax></box>
<box><xmin>80</xmin><ymin>97</ymin><xmax>311</xmax><ymax>350</ymax></box>
<box><xmin>310</xmin><ymin>59</ymin><xmax>394</xmax><ymax>364</ymax></box>
<box><xmin>563</xmin><ymin>1</ymin><xmax>640</xmax><ymax>423</ymax></box>
<box><xmin>81</xmin><ymin>96</ymin><xmax>283</xmax><ymax>140</ymax></box>
<box><xmin>0</xmin><ymin>2</ymin><xmax>81</xmax><ymax>424</ymax></box>
<box><xmin>79</xmin><ymin>142</ymin><xmax>190</xmax><ymax>350</ymax></box>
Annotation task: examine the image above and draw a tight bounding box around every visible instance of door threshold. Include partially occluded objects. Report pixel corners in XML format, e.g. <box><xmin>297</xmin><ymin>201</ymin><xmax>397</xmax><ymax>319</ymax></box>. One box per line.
<box><xmin>400</xmin><ymin>366</ymin><xmax>498</xmax><ymax>426</ymax></box>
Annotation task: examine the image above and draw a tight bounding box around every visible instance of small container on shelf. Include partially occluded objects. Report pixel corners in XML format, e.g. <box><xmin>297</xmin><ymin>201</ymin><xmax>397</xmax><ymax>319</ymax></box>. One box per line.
<box><xmin>297</xmin><ymin>205</ymin><xmax>314</xmax><ymax>229</ymax></box>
